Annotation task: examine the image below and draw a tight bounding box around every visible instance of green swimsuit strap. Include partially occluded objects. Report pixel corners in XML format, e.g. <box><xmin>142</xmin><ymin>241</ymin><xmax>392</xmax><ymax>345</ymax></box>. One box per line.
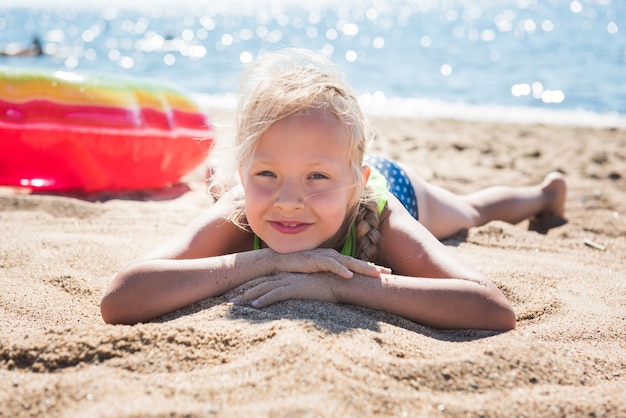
<box><xmin>253</xmin><ymin>234</ymin><xmax>262</xmax><ymax>250</ymax></box>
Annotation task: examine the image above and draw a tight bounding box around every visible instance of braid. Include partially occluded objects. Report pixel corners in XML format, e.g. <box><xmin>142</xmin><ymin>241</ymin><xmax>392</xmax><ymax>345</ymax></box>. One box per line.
<box><xmin>354</xmin><ymin>193</ymin><xmax>382</xmax><ymax>263</ymax></box>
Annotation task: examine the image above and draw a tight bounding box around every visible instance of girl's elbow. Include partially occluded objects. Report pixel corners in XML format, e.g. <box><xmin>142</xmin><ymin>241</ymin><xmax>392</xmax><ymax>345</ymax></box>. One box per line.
<box><xmin>100</xmin><ymin>276</ymin><xmax>143</xmax><ymax>325</ymax></box>
<box><xmin>100</xmin><ymin>291</ymin><xmax>132</xmax><ymax>325</ymax></box>
<box><xmin>485</xmin><ymin>300</ymin><xmax>516</xmax><ymax>331</ymax></box>
<box><xmin>100</xmin><ymin>265</ymin><xmax>149</xmax><ymax>325</ymax></box>
<box><xmin>100</xmin><ymin>295</ymin><xmax>117</xmax><ymax>324</ymax></box>
<box><xmin>483</xmin><ymin>281</ymin><xmax>516</xmax><ymax>331</ymax></box>
<box><xmin>495</xmin><ymin>305</ymin><xmax>516</xmax><ymax>331</ymax></box>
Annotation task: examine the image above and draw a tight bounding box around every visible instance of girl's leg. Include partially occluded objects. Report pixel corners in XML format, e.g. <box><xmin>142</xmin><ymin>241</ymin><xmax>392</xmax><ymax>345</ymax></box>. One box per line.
<box><xmin>461</xmin><ymin>172</ymin><xmax>567</xmax><ymax>226</ymax></box>
<box><xmin>400</xmin><ymin>164</ymin><xmax>567</xmax><ymax>239</ymax></box>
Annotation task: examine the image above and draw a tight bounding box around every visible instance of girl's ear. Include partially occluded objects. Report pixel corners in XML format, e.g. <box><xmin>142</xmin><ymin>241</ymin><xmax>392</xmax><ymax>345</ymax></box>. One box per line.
<box><xmin>362</xmin><ymin>164</ymin><xmax>371</xmax><ymax>186</ymax></box>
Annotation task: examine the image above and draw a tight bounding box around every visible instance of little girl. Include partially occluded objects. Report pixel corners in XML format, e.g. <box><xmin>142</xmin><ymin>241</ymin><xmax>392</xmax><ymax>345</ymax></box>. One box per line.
<box><xmin>101</xmin><ymin>49</ymin><xmax>566</xmax><ymax>330</ymax></box>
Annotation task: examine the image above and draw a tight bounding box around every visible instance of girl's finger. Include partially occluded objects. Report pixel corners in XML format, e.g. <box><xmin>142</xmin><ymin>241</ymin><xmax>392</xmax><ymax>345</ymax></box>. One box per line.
<box><xmin>319</xmin><ymin>260</ymin><xmax>353</xmax><ymax>279</ymax></box>
<box><xmin>231</xmin><ymin>279</ymin><xmax>283</xmax><ymax>304</ymax></box>
<box><xmin>250</xmin><ymin>285</ymin><xmax>292</xmax><ymax>308</ymax></box>
<box><xmin>340</xmin><ymin>257</ymin><xmax>390</xmax><ymax>278</ymax></box>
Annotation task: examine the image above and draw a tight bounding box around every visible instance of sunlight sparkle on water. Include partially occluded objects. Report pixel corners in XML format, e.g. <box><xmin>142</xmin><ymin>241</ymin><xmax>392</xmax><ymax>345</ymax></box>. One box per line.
<box><xmin>512</xmin><ymin>82</ymin><xmax>564</xmax><ymax>104</ymax></box>
<box><xmin>2</xmin><ymin>0</ymin><xmax>624</xmax><ymax>119</ymax></box>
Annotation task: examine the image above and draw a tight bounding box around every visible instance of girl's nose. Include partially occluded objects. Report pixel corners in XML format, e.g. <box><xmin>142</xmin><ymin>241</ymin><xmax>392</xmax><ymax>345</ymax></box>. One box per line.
<box><xmin>274</xmin><ymin>181</ymin><xmax>305</xmax><ymax>212</ymax></box>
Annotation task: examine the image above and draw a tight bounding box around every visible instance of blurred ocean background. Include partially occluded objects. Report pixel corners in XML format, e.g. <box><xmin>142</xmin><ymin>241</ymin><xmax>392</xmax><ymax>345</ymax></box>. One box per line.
<box><xmin>1</xmin><ymin>0</ymin><xmax>624</xmax><ymax>127</ymax></box>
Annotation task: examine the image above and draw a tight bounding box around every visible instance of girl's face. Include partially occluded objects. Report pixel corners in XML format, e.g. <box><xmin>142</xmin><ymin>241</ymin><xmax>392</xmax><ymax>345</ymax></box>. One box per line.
<box><xmin>240</xmin><ymin>109</ymin><xmax>367</xmax><ymax>253</ymax></box>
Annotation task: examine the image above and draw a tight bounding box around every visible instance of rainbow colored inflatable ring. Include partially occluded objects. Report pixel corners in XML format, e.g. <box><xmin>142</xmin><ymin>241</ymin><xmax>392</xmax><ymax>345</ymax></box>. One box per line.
<box><xmin>0</xmin><ymin>67</ymin><xmax>213</xmax><ymax>191</ymax></box>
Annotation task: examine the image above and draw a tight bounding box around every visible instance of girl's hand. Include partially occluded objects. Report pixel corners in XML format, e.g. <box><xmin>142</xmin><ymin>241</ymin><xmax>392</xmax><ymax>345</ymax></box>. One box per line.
<box><xmin>270</xmin><ymin>248</ymin><xmax>390</xmax><ymax>279</ymax></box>
<box><xmin>231</xmin><ymin>272</ymin><xmax>338</xmax><ymax>308</ymax></box>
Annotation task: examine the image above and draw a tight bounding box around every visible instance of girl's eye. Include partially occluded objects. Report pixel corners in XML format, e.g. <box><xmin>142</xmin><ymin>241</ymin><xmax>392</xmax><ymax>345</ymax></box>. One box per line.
<box><xmin>257</xmin><ymin>170</ymin><xmax>275</xmax><ymax>177</ymax></box>
<box><xmin>309</xmin><ymin>173</ymin><xmax>329</xmax><ymax>180</ymax></box>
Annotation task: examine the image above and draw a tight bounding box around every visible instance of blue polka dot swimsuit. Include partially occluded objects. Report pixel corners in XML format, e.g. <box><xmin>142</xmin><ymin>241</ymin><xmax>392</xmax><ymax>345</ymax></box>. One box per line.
<box><xmin>364</xmin><ymin>154</ymin><xmax>419</xmax><ymax>220</ymax></box>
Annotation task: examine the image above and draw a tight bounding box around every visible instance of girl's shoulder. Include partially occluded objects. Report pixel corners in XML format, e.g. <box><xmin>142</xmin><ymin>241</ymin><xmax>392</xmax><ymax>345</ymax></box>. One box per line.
<box><xmin>157</xmin><ymin>186</ymin><xmax>253</xmax><ymax>259</ymax></box>
<box><xmin>377</xmin><ymin>195</ymin><xmax>445</xmax><ymax>275</ymax></box>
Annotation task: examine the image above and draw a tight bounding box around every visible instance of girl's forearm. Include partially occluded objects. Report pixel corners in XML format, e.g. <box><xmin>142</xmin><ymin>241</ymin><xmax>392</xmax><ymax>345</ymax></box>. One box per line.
<box><xmin>101</xmin><ymin>249</ymin><xmax>277</xmax><ymax>325</ymax></box>
<box><xmin>334</xmin><ymin>273</ymin><xmax>516</xmax><ymax>331</ymax></box>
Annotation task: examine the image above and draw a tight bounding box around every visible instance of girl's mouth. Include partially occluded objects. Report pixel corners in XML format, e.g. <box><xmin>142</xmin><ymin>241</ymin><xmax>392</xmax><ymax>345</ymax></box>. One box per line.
<box><xmin>269</xmin><ymin>221</ymin><xmax>310</xmax><ymax>234</ymax></box>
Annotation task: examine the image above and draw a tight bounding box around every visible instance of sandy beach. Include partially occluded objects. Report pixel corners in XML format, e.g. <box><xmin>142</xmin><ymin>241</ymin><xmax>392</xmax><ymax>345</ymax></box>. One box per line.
<box><xmin>1</xmin><ymin>111</ymin><xmax>624</xmax><ymax>417</ymax></box>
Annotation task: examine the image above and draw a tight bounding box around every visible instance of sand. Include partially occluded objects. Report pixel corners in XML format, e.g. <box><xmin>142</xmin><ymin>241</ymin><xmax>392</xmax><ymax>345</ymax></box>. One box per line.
<box><xmin>0</xmin><ymin>112</ymin><xmax>624</xmax><ymax>417</ymax></box>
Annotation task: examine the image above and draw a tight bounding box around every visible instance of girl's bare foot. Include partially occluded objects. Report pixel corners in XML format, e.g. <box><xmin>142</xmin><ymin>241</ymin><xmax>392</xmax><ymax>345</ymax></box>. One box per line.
<box><xmin>539</xmin><ymin>172</ymin><xmax>567</xmax><ymax>218</ymax></box>
<box><xmin>529</xmin><ymin>172</ymin><xmax>567</xmax><ymax>233</ymax></box>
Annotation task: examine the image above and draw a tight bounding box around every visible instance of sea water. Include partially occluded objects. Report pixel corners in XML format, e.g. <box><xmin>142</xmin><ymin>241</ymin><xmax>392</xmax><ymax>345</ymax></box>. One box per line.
<box><xmin>1</xmin><ymin>0</ymin><xmax>624</xmax><ymax>127</ymax></box>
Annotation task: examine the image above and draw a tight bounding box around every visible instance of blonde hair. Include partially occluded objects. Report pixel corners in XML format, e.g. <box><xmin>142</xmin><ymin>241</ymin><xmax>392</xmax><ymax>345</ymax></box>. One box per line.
<box><xmin>210</xmin><ymin>48</ymin><xmax>382</xmax><ymax>262</ymax></box>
